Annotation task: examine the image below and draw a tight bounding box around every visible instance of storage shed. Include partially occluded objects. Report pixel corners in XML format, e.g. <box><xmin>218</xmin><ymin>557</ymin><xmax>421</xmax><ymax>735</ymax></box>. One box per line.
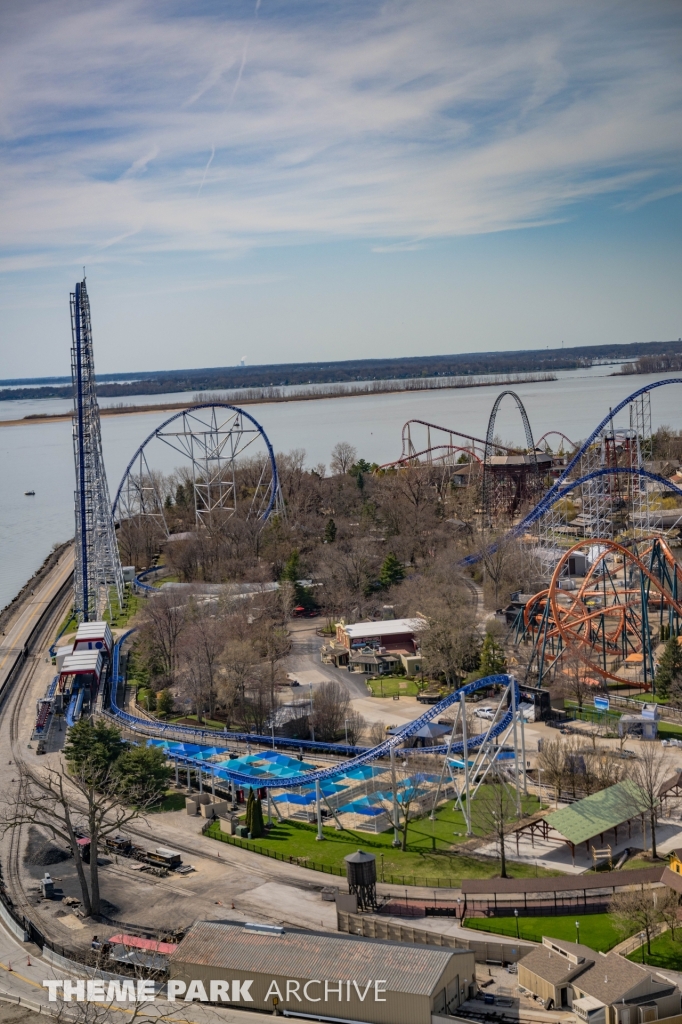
<box><xmin>169</xmin><ymin>920</ymin><xmax>476</xmax><ymax>1023</ymax></box>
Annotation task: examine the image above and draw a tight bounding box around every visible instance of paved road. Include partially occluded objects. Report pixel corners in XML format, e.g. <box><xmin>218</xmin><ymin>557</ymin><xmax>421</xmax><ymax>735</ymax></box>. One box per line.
<box><xmin>0</xmin><ymin>551</ymin><xmax>73</xmax><ymax>691</ymax></box>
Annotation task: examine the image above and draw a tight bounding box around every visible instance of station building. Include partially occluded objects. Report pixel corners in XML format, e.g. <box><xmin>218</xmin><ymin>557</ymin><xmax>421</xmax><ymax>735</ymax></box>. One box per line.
<box><xmin>518</xmin><ymin>936</ymin><xmax>680</xmax><ymax>1022</ymax></box>
<box><xmin>169</xmin><ymin>920</ymin><xmax>476</xmax><ymax>1024</ymax></box>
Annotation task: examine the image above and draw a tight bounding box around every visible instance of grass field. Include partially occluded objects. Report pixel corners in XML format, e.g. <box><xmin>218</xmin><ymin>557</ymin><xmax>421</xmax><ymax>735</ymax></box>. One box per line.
<box><xmin>626</xmin><ymin>930</ymin><xmax>682</xmax><ymax>970</ymax></box>
<box><xmin>464</xmin><ymin>912</ymin><xmax>630</xmax><ymax>952</ymax></box>
<box><xmin>205</xmin><ymin>795</ymin><xmax>561</xmax><ymax>886</ymax></box>
<box><xmin>151</xmin><ymin>790</ymin><xmax>187</xmax><ymax>813</ymax></box>
<box><xmin>365</xmin><ymin>676</ymin><xmax>424</xmax><ymax>697</ymax></box>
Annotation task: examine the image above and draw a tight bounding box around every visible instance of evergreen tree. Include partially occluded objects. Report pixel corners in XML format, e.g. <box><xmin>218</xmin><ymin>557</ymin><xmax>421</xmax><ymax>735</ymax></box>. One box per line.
<box><xmin>114</xmin><ymin>746</ymin><xmax>172</xmax><ymax>804</ymax></box>
<box><xmin>245</xmin><ymin>788</ymin><xmax>255</xmax><ymax>834</ymax></box>
<box><xmin>655</xmin><ymin>635</ymin><xmax>682</xmax><ymax>700</ymax></box>
<box><xmin>379</xmin><ymin>552</ymin><xmax>405</xmax><ymax>589</ymax></box>
<box><xmin>480</xmin><ymin>632</ymin><xmax>507</xmax><ymax>676</ymax></box>
<box><xmin>280</xmin><ymin>550</ymin><xmax>301</xmax><ymax>583</ymax></box>
<box><xmin>64</xmin><ymin>720</ymin><xmax>126</xmax><ymax>780</ymax></box>
<box><xmin>175</xmin><ymin>483</ymin><xmax>187</xmax><ymax>507</ymax></box>
<box><xmin>156</xmin><ymin>689</ymin><xmax>174</xmax><ymax>717</ymax></box>
<box><xmin>251</xmin><ymin>797</ymin><xmax>265</xmax><ymax>838</ymax></box>
<box><xmin>324</xmin><ymin>519</ymin><xmax>337</xmax><ymax>543</ymax></box>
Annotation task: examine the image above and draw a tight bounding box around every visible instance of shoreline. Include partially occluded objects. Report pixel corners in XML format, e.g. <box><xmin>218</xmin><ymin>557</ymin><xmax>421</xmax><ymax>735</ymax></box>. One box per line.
<box><xmin>0</xmin><ymin>372</ymin><xmax>556</xmax><ymax>427</ymax></box>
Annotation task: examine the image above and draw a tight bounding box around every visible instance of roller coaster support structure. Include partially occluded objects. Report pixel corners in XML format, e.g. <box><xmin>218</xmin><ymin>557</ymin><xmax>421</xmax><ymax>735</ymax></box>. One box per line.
<box><xmin>70</xmin><ymin>278</ymin><xmax>124</xmax><ymax>621</ymax></box>
<box><xmin>429</xmin><ymin>676</ymin><xmax>526</xmax><ymax>835</ymax></box>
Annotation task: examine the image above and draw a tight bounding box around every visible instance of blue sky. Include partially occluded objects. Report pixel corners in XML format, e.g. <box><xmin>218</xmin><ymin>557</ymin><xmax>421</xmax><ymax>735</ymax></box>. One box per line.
<box><xmin>0</xmin><ymin>0</ymin><xmax>681</xmax><ymax>376</ymax></box>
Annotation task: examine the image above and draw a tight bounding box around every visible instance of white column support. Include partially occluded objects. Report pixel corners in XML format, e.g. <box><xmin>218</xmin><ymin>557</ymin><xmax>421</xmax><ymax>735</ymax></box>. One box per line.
<box><xmin>510</xmin><ymin>679</ymin><xmax>522</xmax><ymax>817</ymax></box>
<box><xmin>461</xmin><ymin>695</ymin><xmax>472</xmax><ymax>836</ymax></box>
<box><xmin>315</xmin><ymin>777</ymin><xmax>324</xmax><ymax>841</ymax></box>
<box><xmin>520</xmin><ymin>704</ymin><xmax>528</xmax><ymax>797</ymax></box>
<box><xmin>390</xmin><ymin>745</ymin><xmax>401</xmax><ymax>848</ymax></box>
<box><xmin>430</xmin><ymin>698</ymin><xmax>462</xmax><ymax>819</ymax></box>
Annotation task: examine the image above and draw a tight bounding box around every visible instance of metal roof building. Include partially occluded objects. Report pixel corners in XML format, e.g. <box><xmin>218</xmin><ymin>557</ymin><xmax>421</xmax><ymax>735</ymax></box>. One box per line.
<box><xmin>169</xmin><ymin>920</ymin><xmax>476</xmax><ymax>1023</ymax></box>
<box><xmin>544</xmin><ymin>780</ymin><xmax>648</xmax><ymax>845</ymax></box>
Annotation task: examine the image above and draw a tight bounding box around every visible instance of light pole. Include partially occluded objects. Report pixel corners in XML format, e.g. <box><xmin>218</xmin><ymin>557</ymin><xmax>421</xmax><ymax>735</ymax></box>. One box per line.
<box><xmin>575</xmin><ymin>920</ymin><xmax>580</xmax><ymax>944</ymax></box>
<box><xmin>344</xmin><ymin>719</ymin><xmax>349</xmax><ymax>746</ymax></box>
<box><xmin>514</xmin><ymin>909</ymin><xmax>519</xmax><ymax>939</ymax></box>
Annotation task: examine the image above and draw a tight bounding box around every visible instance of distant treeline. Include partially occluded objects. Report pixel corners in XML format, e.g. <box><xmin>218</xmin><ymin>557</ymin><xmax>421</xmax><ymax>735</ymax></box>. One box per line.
<box><xmin>3</xmin><ymin>338</ymin><xmax>682</xmax><ymax>402</ymax></box>
<box><xmin>620</xmin><ymin>351</ymin><xmax>682</xmax><ymax>375</ymax></box>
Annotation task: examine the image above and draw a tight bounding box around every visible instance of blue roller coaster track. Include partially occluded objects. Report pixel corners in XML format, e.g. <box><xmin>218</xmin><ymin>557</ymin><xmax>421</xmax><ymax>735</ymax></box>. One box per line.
<box><xmin>461</xmin><ymin>377</ymin><xmax>682</xmax><ymax>565</ymax></box>
<box><xmin>107</xmin><ymin>630</ymin><xmax>517</xmax><ymax>790</ymax></box>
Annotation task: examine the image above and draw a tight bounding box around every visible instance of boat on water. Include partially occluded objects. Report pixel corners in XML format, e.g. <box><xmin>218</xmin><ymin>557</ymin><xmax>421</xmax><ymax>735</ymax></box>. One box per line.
<box><xmin>24</xmin><ymin>490</ymin><xmax>35</xmax><ymax>496</ymax></box>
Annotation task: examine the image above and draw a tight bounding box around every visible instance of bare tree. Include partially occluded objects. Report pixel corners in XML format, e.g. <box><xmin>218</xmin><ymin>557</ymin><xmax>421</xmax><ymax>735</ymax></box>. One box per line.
<box><xmin>610</xmin><ymin>888</ymin><xmax>659</xmax><ymax>954</ymax></box>
<box><xmin>471</xmin><ymin>778</ymin><xmax>518</xmax><ymax>878</ymax></box>
<box><xmin>136</xmin><ymin>588</ymin><xmax>187</xmax><ymax>684</ymax></box>
<box><xmin>254</xmin><ymin>618</ymin><xmax>291</xmax><ymax>709</ymax></box>
<box><xmin>376</xmin><ymin>757</ymin><xmax>430</xmax><ymax>852</ymax></box>
<box><xmin>1</xmin><ymin>759</ymin><xmax>164</xmax><ymax>918</ymax></box>
<box><xmin>368</xmin><ymin>720</ymin><xmax>386</xmax><ymax>746</ymax></box>
<box><xmin>628</xmin><ymin>742</ymin><xmax>670</xmax><ymax>859</ymax></box>
<box><xmin>344</xmin><ymin>708</ymin><xmax>366</xmax><ymax>746</ymax></box>
<box><xmin>330</xmin><ymin>442</ymin><xmax>357</xmax><ymax>476</ymax></box>
<box><xmin>178</xmin><ymin>602</ymin><xmax>228</xmax><ymax>721</ymax></box>
<box><xmin>537</xmin><ymin>736</ymin><xmax>566</xmax><ymax>807</ymax></box>
<box><xmin>420</xmin><ymin>609</ymin><xmax>480</xmax><ymax>688</ymax></box>
<box><xmin>557</xmin><ymin>648</ymin><xmax>598</xmax><ymax>713</ymax></box>
<box><xmin>658</xmin><ymin>886</ymin><xmax>680</xmax><ymax>942</ymax></box>
<box><xmin>312</xmin><ymin>680</ymin><xmax>351</xmax><ymax>741</ymax></box>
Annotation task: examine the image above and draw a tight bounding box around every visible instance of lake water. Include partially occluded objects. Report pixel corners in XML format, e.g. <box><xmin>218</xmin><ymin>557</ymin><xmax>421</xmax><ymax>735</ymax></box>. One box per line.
<box><xmin>1</xmin><ymin>366</ymin><xmax>681</xmax><ymax>612</ymax></box>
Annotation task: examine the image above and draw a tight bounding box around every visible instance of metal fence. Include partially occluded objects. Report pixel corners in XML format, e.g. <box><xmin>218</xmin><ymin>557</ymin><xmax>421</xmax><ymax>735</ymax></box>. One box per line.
<box><xmin>202</xmin><ymin>821</ymin><xmax>467</xmax><ymax>888</ymax></box>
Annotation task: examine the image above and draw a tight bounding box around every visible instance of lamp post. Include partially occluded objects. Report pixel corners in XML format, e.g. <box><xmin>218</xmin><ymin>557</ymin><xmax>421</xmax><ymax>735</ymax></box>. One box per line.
<box><xmin>575</xmin><ymin>920</ymin><xmax>580</xmax><ymax>944</ymax></box>
<box><xmin>641</xmin><ymin>932</ymin><xmax>646</xmax><ymax>963</ymax></box>
<box><xmin>344</xmin><ymin>719</ymin><xmax>349</xmax><ymax>746</ymax></box>
<box><xmin>514</xmin><ymin>909</ymin><xmax>519</xmax><ymax>939</ymax></box>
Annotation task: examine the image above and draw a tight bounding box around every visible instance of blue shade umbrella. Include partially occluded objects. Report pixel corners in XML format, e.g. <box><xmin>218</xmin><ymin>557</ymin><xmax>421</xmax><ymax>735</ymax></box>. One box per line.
<box><xmin>338</xmin><ymin>800</ymin><xmax>385</xmax><ymax>815</ymax></box>
<box><xmin>320</xmin><ymin>782</ymin><xmax>347</xmax><ymax>795</ymax></box>
<box><xmin>281</xmin><ymin>792</ymin><xmax>317</xmax><ymax>805</ymax></box>
<box><xmin>340</xmin><ymin>765</ymin><xmax>386</xmax><ymax>781</ymax></box>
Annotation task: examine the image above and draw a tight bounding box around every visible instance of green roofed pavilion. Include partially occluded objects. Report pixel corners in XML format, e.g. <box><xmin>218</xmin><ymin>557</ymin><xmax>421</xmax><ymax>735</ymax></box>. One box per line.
<box><xmin>544</xmin><ymin>780</ymin><xmax>648</xmax><ymax>847</ymax></box>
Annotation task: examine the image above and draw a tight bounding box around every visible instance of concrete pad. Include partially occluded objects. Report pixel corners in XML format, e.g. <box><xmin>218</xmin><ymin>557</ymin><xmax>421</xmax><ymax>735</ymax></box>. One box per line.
<box><xmin>233</xmin><ymin>881</ymin><xmax>338</xmax><ymax>931</ymax></box>
<box><xmin>478</xmin><ymin>816</ymin><xmax>682</xmax><ymax>874</ymax></box>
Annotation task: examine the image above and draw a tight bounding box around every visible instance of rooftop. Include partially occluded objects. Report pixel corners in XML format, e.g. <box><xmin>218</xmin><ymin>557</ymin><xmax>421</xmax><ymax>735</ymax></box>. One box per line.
<box><xmin>543</xmin><ymin>780</ymin><xmax>648</xmax><ymax>846</ymax></box>
<box><xmin>171</xmin><ymin>921</ymin><xmax>462</xmax><ymax>996</ymax></box>
<box><xmin>342</xmin><ymin>618</ymin><xmax>426</xmax><ymax>639</ymax></box>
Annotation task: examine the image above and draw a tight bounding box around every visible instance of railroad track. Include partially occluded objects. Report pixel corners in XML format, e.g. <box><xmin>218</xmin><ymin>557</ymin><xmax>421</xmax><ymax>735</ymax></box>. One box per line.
<box><xmin>1</xmin><ymin>574</ymin><xmax>73</xmax><ymax>919</ymax></box>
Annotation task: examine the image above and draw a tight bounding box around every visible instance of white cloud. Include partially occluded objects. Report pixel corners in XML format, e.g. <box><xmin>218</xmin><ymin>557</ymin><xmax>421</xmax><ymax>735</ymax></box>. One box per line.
<box><xmin>0</xmin><ymin>0</ymin><xmax>680</xmax><ymax>268</ymax></box>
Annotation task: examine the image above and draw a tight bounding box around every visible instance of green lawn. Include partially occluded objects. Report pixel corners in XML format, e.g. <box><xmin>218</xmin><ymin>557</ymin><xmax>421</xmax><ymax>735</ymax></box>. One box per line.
<box><xmin>465</xmin><ymin>913</ymin><xmax>630</xmax><ymax>952</ymax></box>
<box><xmin>150</xmin><ymin>790</ymin><xmax>187</xmax><ymax>813</ymax></box>
<box><xmin>627</xmin><ymin>930</ymin><xmax>682</xmax><ymax>970</ymax></box>
<box><xmin>169</xmin><ymin>714</ymin><xmax>226</xmax><ymax>730</ymax></box>
<box><xmin>366</xmin><ymin>676</ymin><xmax>424</xmax><ymax>698</ymax></box>
<box><xmin>657</xmin><ymin>721</ymin><xmax>682</xmax><ymax>739</ymax></box>
<box><xmin>105</xmin><ymin>588</ymin><xmax>142</xmax><ymax>629</ymax></box>
<box><xmin>205</xmin><ymin>795</ymin><xmax>561</xmax><ymax>887</ymax></box>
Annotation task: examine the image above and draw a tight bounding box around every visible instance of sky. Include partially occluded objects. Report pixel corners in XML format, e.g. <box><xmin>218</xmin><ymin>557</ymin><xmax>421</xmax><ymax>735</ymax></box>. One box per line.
<box><xmin>0</xmin><ymin>0</ymin><xmax>681</xmax><ymax>377</ymax></box>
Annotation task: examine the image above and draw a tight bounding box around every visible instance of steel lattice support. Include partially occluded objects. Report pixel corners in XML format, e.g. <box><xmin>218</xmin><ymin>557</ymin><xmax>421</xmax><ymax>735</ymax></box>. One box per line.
<box><xmin>70</xmin><ymin>279</ymin><xmax>124</xmax><ymax>622</ymax></box>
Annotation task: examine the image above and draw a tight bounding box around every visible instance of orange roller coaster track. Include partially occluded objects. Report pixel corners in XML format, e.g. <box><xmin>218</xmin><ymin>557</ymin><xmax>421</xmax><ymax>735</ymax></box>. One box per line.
<box><xmin>519</xmin><ymin>537</ymin><xmax>682</xmax><ymax>690</ymax></box>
